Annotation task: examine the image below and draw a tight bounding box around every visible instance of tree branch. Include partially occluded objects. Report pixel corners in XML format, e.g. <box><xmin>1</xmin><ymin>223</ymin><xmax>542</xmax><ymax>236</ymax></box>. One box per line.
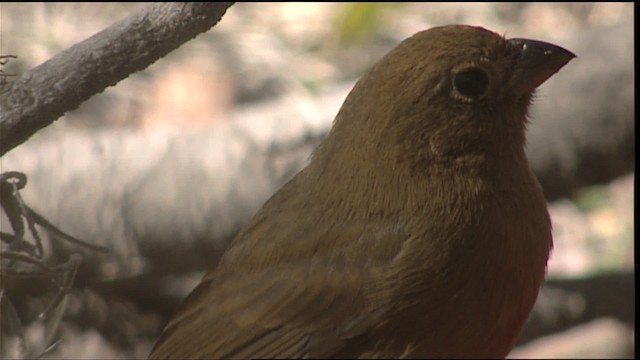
<box><xmin>0</xmin><ymin>2</ymin><xmax>234</xmax><ymax>157</ymax></box>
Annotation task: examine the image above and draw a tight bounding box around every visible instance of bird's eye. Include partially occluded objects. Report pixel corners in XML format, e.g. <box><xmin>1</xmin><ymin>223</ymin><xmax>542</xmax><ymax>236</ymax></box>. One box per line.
<box><xmin>453</xmin><ymin>68</ymin><xmax>488</xmax><ymax>98</ymax></box>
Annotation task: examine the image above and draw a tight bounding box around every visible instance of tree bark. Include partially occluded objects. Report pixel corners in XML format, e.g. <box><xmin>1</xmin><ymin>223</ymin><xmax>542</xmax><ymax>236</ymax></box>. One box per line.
<box><xmin>0</xmin><ymin>2</ymin><xmax>234</xmax><ymax>156</ymax></box>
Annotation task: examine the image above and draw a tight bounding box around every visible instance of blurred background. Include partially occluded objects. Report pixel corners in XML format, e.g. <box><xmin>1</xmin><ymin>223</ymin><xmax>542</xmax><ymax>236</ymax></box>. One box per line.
<box><xmin>0</xmin><ymin>2</ymin><xmax>634</xmax><ymax>358</ymax></box>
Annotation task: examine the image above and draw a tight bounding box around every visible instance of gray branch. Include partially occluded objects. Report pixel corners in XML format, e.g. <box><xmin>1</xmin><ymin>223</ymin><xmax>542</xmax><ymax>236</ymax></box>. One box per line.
<box><xmin>0</xmin><ymin>2</ymin><xmax>234</xmax><ymax>156</ymax></box>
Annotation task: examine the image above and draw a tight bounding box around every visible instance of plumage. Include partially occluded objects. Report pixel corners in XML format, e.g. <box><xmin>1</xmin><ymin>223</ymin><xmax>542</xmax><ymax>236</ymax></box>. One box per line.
<box><xmin>149</xmin><ymin>25</ymin><xmax>574</xmax><ymax>359</ymax></box>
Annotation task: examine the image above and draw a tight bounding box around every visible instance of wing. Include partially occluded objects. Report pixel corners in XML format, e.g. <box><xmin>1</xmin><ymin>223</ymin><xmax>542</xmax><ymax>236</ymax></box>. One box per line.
<box><xmin>150</xmin><ymin>260</ymin><xmax>373</xmax><ymax>358</ymax></box>
<box><xmin>149</xmin><ymin>202</ymin><xmax>408</xmax><ymax>359</ymax></box>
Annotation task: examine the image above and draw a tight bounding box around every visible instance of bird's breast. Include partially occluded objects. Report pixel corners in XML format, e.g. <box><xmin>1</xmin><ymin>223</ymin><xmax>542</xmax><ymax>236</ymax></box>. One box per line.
<box><xmin>358</xmin><ymin>169</ymin><xmax>551</xmax><ymax>358</ymax></box>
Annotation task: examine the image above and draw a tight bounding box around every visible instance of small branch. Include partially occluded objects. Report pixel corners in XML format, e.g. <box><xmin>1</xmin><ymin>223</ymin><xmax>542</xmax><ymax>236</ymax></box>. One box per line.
<box><xmin>0</xmin><ymin>169</ymin><xmax>104</xmax><ymax>359</ymax></box>
<box><xmin>0</xmin><ymin>2</ymin><xmax>234</xmax><ymax>156</ymax></box>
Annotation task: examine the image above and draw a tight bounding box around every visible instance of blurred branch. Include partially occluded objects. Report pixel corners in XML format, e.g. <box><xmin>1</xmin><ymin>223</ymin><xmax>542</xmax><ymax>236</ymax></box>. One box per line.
<box><xmin>0</xmin><ymin>2</ymin><xmax>234</xmax><ymax>157</ymax></box>
<box><xmin>517</xmin><ymin>271</ymin><xmax>635</xmax><ymax>345</ymax></box>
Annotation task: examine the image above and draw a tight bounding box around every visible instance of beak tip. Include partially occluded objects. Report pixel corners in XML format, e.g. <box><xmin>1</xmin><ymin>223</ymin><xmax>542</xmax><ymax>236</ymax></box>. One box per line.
<box><xmin>507</xmin><ymin>38</ymin><xmax>576</xmax><ymax>95</ymax></box>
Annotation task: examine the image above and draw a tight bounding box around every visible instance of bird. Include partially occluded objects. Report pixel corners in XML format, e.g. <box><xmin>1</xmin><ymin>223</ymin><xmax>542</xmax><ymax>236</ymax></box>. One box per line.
<box><xmin>148</xmin><ymin>25</ymin><xmax>575</xmax><ymax>359</ymax></box>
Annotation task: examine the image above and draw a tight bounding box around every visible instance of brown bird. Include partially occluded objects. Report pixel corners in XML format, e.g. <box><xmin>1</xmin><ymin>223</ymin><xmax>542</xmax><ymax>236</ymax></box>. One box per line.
<box><xmin>148</xmin><ymin>25</ymin><xmax>574</xmax><ymax>359</ymax></box>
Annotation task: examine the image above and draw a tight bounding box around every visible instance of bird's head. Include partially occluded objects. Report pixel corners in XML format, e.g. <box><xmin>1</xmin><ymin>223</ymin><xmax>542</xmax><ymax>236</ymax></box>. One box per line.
<box><xmin>316</xmin><ymin>25</ymin><xmax>575</xmax><ymax>177</ymax></box>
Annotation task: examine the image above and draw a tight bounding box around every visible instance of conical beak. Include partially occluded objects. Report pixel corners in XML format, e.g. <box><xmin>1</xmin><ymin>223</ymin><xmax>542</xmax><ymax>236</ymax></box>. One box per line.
<box><xmin>507</xmin><ymin>38</ymin><xmax>576</xmax><ymax>95</ymax></box>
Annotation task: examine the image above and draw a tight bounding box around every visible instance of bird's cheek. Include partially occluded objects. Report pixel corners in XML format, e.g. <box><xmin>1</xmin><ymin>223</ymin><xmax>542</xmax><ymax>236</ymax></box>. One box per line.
<box><xmin>428</xmin><ymin>128</ymin><xmax>480</xmax><ymax>161</ymax></box>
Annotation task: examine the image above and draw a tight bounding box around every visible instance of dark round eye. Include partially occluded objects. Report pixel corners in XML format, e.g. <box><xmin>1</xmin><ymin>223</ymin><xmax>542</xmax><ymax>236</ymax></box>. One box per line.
<box><xmin>453</xmin><ymin>68</ymin><xmax>488</xmax><ymax>98</ymax></box>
